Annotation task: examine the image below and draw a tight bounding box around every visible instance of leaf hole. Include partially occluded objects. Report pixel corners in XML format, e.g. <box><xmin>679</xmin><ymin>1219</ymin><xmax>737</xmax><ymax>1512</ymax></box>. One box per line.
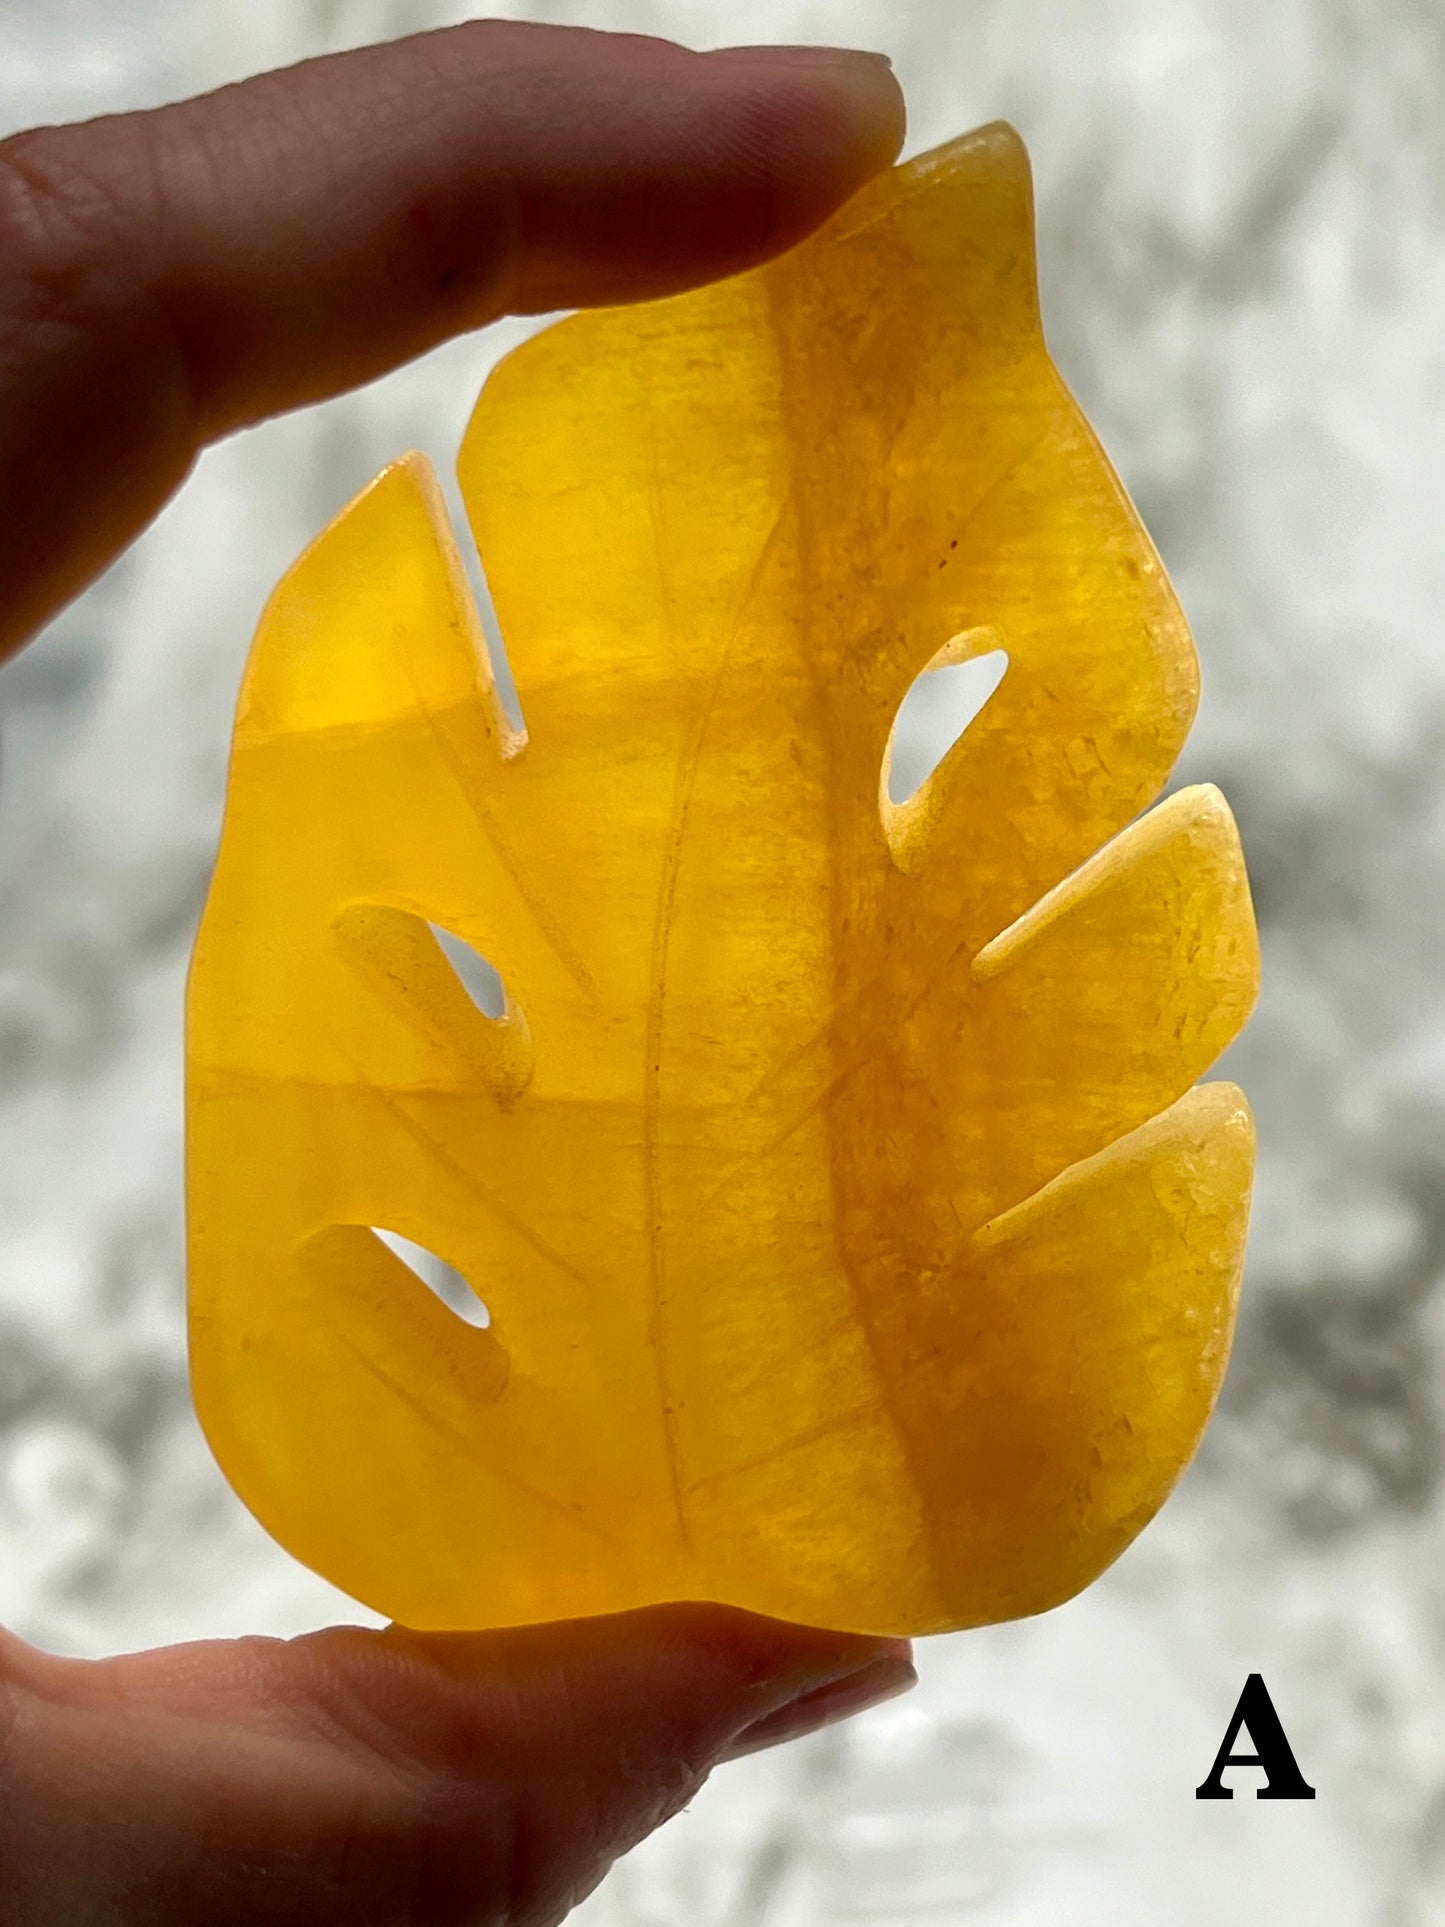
<box><xmin>429</xmin><ymin>924</ymin><xmax>507</xmax><ymax>1019</ymax></box>
<box><xmin>884</xmin><ymin>648</ymin><xmax>1009</xmax><ymax>806</ymax></box>
<box><xmin>371</xmin><ymin>1227</ymin><xmax>491</xmax><ymax>1329</ymax></box>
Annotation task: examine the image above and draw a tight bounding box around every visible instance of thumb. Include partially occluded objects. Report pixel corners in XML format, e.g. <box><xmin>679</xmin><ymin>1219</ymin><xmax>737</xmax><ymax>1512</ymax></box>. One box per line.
<box><xmin>3</xmin><ymin>1606</ymin><xmax>914</xmax><ymax>1925</ymax></box>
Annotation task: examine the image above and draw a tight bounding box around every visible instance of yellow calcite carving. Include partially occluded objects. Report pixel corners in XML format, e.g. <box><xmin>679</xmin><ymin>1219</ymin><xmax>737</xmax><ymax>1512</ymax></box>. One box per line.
<box><xmin>186</xmin><ymin>124</ymin><xmax>1259</xmax><ymax>1636</ymax></box>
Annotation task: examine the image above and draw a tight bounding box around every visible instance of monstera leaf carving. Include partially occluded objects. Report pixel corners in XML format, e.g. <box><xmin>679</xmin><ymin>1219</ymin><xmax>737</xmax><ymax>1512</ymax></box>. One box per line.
<box><xmin>187</xmin><ymin>124</ymin><xmax>1258</xmax><ymax>1636</ymax></box>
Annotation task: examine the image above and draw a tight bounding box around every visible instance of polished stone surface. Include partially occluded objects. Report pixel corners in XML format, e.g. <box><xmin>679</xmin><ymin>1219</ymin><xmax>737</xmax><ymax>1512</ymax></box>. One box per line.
<box><xmin>187</xmin><ymin>129</ymin><xmax>1256</xmax><ymax>1635</ymax></box>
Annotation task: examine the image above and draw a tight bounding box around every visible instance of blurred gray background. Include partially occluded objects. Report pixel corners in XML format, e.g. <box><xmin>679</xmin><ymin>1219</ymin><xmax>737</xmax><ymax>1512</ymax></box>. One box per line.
<box><xmin>2</xmin><ymin>1</ymin><xmax>1443</xmax><ymax>1921</ymax></box>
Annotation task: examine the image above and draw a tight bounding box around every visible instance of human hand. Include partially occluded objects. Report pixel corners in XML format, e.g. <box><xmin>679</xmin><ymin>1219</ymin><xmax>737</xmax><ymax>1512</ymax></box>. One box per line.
<box><xmin>0</xmin><ymin>22</ymin><xmax>911</xmax><ymax>1924</ymax></box>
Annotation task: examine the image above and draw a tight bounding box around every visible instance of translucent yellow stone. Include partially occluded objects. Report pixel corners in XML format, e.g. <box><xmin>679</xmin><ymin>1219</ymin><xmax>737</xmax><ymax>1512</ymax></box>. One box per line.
<box><xmin>186</xmin><ymin>124</ymin><xmax>1258</xmax><ymax>1636</ymax></box>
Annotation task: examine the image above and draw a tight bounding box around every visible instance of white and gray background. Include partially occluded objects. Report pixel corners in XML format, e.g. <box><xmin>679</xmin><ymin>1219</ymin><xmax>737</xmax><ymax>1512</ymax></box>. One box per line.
<box><xmin>2</xmin><ymin>1</ymin><xmax>1443</xmax><ymax>1921</ymax></box>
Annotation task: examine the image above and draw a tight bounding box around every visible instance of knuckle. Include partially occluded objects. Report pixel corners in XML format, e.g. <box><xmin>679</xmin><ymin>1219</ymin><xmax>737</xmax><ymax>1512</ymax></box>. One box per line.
<box><xmin>0</xmin><ymin>122</ymin><xmax>156</xmax><ymax>328</ymax></box>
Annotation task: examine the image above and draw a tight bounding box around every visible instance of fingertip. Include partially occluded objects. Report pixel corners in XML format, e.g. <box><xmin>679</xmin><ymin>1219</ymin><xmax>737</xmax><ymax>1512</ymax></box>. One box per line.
<box><xmin>711</xmin><ymin>43</ymin><xmax>906</xmax><ymax>154</ymax></box>
<box><xmin>335</xmin><ymin>1602</ymin><xmax>909</xmax><ymax>1808</ymax></box>
<box><xmin>722</xmin><ymin>1650</ymin><xmax>918</xmax><ymax>1761</ymax></box>
<box><xmin>371</xmin><ymin>1600</ymin><xmax>906</xmax><ymax>1761</ymax></box>
<box><xmin>605</xmin><ymin>1599</ymin><xmax>910</xmax><ymax>1733</ymax></box>
<box><xmin>498</xmin><ymin>36</ymin><xmax>907</xmax><ymax>312</ymax></box>
<box><xmin>703</xmin><ymin>43</ymin><xmax>907</xmax><ymax>256</ymax></box>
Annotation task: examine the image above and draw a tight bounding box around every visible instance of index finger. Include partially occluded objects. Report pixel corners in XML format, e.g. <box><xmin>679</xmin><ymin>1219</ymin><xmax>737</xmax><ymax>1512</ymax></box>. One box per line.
<box><xmin>0</xmin><ymin>21</ymin><xmax>904</xmax><ymax>658</ymax></box>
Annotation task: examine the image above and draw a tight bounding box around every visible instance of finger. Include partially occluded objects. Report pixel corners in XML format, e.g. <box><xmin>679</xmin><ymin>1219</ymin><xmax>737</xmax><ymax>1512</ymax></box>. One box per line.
<box><xmin>0</xmin><ymin>22</ymin><xmax>904</xmax><ymax>661</ymax></box>
<box><xmin>6</xmin><ymin>1605</ymin><xmax>913</xmax><ymax>1925</ymax></box>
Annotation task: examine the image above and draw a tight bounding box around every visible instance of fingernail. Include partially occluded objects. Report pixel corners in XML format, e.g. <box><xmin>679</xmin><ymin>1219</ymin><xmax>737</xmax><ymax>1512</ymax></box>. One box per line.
<box><xmin>718</xmin><ymin>44</ymin><xmax>896</xmax><ymax>75</ymax></box>
<box><xmin>723</xmin><ymin>1653</ymin><xmax>917</xmax><ymax>1761</ymax></box>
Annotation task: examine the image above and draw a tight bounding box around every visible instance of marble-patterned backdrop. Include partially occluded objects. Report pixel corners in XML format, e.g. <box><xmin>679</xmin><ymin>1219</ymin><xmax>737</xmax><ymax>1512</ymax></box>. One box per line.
<box><xmin>2</xmin><ymin>1</ymin><xmax>1443</xmax><ymax>1921</ymax></box>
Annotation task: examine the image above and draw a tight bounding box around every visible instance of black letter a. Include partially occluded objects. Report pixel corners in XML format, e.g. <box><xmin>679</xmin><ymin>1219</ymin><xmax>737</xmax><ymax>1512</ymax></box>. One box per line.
<box><xmin>1196</xmin><ymin>1674</ymin><xmax>1316</xmax><ymax>1800</ymax></box>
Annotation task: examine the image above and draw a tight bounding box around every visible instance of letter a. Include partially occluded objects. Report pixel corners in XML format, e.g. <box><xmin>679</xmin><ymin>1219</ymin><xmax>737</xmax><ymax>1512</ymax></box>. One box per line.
<box><xmin>1195</xmin><ymin>1673</ymin><xmax>1316</xmax><ymax>1799</ymax></box>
